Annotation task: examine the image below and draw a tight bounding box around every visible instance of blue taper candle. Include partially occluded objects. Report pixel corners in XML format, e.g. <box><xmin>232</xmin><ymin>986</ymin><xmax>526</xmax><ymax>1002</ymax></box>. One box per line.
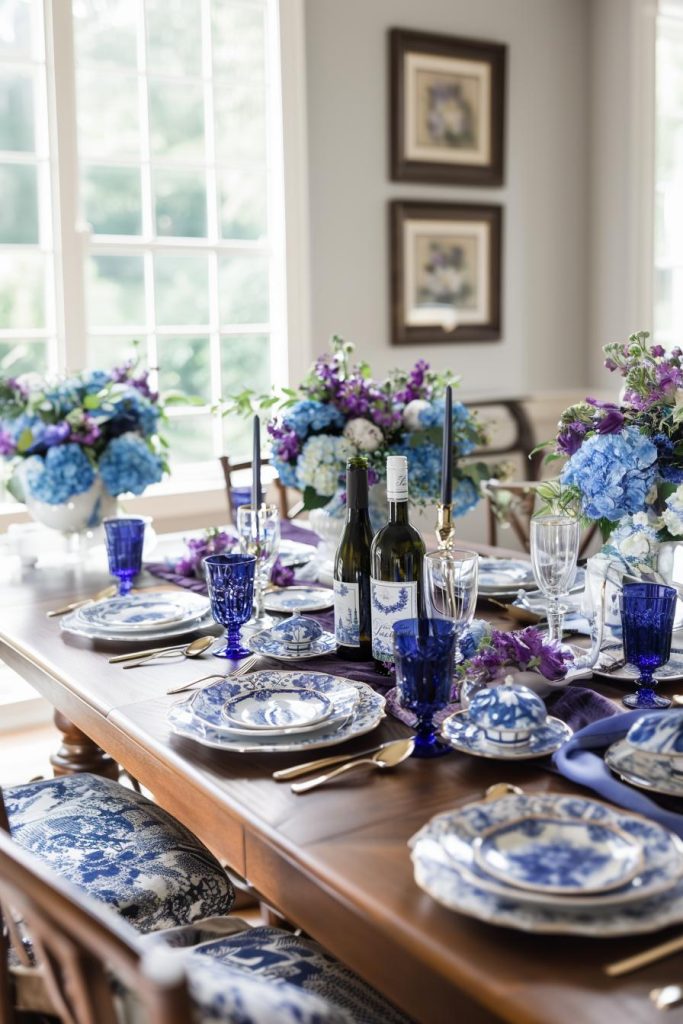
<box><xmin>252</xmin><ymin>414</ymin><xmax>262</xmax><ymax>508</ymax></box>
<box><xmin>441</xmin><ymin>385</ymin><xmax>453</xmax><ymax>506</ymax></box>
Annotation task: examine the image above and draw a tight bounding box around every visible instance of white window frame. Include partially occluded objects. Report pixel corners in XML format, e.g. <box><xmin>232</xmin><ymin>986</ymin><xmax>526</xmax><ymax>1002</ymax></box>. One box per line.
<box><xmin>0</xmin><ymin>0</ymin><xmax>311</xmax><ymax>530</ymax></box>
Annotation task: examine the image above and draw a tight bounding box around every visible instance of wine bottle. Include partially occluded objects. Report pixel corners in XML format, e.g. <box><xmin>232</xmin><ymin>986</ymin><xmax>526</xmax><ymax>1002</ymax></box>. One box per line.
<box><xmin>370</xmin><ymin>455</ymin><xmax>425</xmax><ymax>665</ymax></box>
<box><xmin>333</xmin><ymin>457</ymin><xmax>374</xmax><ymax>660</ymax></box>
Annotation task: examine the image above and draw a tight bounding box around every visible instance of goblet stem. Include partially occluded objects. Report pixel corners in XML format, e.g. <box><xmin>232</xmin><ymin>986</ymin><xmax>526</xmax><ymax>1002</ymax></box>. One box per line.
<box><xmin>413</xmin><ymin>711</ymin><xmax>449</xmax><ymax>759</ymax></box>
<box><xmin>546</xmin><ymin>596</ymin><xmax>563</xmax><ymax>644</ymax></box>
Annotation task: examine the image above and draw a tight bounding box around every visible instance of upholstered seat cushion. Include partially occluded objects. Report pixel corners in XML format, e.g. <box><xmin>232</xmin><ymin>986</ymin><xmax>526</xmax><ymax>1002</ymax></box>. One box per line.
<box><xmin>183</xmin><ymin>927</ymin><xmax>413</xmax><ymax>1024</ymax></box>
<box><xmin>4</xmin><ymin>774</ymin><xmax>234</xmax><ymax>933</ymax></box>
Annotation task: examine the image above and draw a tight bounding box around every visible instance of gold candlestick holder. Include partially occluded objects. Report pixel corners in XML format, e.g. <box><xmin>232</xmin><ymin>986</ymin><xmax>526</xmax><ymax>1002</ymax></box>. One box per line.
<box><xmin>435</xmin><ymin>502</ymin><xmax>455</xmax><ymax>549</ymax></box>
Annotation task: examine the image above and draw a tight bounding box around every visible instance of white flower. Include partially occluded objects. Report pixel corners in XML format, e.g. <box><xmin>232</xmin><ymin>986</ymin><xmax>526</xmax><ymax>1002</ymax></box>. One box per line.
<box><xmin>343</xmin><ymin>417</ymin><xmax>383</xmax><ymax>452</ymax></box>
<box><xmin>663</xmin><ymin>485</ymin><xmax>683</xmax><ymax>537</ymax></box>
<box><xmin>632</xmin><ymin>512</ymin><xmax>650</xmax><ymax>528</ymax></box>
<box><xmin>296</xmin><ymin>434</ymin><xmax>356</xmax><ymax>496</ymax></box>
<box><xmin>619</xmin><ymin>533</ymin><xmax>651</xmax><ymax>558</ymax></box>
<box><xmin>402</xmin><ymin>399</ymin><xmax>431</xmax><ymax>431</ymax></box>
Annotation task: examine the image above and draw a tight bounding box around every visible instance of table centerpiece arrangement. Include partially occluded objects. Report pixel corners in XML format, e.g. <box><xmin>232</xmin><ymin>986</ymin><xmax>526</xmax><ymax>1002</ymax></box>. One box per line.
<box><xmin>0</xmin><ymin>357</ymin><xmax>173</xmax><ymax>536</ymax></box>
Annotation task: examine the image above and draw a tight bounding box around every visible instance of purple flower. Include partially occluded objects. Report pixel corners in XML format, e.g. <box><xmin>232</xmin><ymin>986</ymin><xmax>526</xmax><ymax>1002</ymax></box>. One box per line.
<box><xmin>557</xmin><ymin>420</ymin><xmax>589</xmax><ymax>456</ymax></box>
<box><xmin>461</xmin><ymin>627</ymin><xmax>572</xmax><ymax>684</ymax></box>
<box><xmin>595</xmin><ymin>408</ymin><xmax>625</xmax><ymax>434</ymax></box>
<box><xmin>0</xmin><ymin>427</ymin><xmax>16</xmax><ymax>455</ymax></box>
<box><xmin>651</xmin><ymin>345</ymin><xmax>666</xmax><ymax>357</ymax></box>
<box><xmin>270</xmin><ymin>557</ymin><xmax>295</xmax><ymax>587</ymax></box>
<box><xmin>42</xmin><ymin>421</ymin><xmax>71</xmax><ymax>447</ymax></box>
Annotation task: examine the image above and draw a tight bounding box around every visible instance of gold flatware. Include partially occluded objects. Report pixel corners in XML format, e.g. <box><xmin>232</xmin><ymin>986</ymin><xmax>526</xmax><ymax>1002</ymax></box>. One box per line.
<box><xmin>486</xmin><ymin>598</ymin><xmax>542</xmax><ymax>626</ymax></box>
<box><xmin>109</xmin><ymin>635</ymin><xmax>214</xmax><ymax>664</ymax></box>
<box><xmin>651</xmin><ymin>985</ymin><xmax>683</xmax><ymax>1011</ymax></box>
<box><xmin>121</xmin><ymin>635</ymin><xmax>215</xmax><ymax>670</ymax></box>
<box><xmin>604</xmin><ymin>934</ymin><xmax>683</xmax><ymax>977</ymax></box>
<box><xmin>272</xmin><ymin>740</ymin><xmax>400</xmax><ymax>781</ymax></box>
<box><xmin>673</xmin><ymin>695</ymin><xmax>683</xmax><ymax>707</ymax></box>
<box><xmin>484</xmin><ymin>782</ymin><xmax>524</xmax><ymax>801</ymax></box>
<box><xmin>290</xmin><ymin>737</ymin><xmax>414</xmax><ymax>794</ymax></box>
<box><xmin>165</xmin><ymin>654</ymin><xmax>259</xmax><ymax>695</ymax></box>
<box><xmin>46</xmin><ymin>584</ymin><xmax>117</xmax><ymax>618</ymax></box>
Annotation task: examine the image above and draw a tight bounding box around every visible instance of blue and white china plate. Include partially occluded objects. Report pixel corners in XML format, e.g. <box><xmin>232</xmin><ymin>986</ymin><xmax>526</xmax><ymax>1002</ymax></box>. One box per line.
<box><xmin>473</xmin><ymin>816</ymin><xmax>643</xmax><ymax>895</ymax></box>
<box><xmin>606</xmin><ymin>738</ymin><xmax>683</xmax><ymax>798</ymax></box>
<box><xmin>78</xmin><ymin>592</ymin><xmax>210</xmax><ymax>632</ymax></box>
<box><xmin>247</xmin><ymin>629</ymin><xmax>337</xmax><ymax>661</ymax></box>
<box><xmin>440</xmin><ymin>712</ymin><xmax>572</xmax><ymax>760</ymax></box>
<box><xmin>594</xmin><ymin>649</ymin><xmax>683</xmax><ymax>683</ymax></box>
<box><xmin>169</xmin><ymin>671</ymin><xmax>383</xmax><ymax>753</ymax></box>
<box><xmin>60</xmin><ymin>607</ymin><xmax>216</xmax><ymax>644</ymax></box>
<box><xmin>264</xmin><ymin>586</ymin><xmax>333</xmax><ymax>614</ymax></box>
<box><xmin>221</xmin><ymin>687</ymin><xmax>333</xmax><ymax>731</ymax></box>
<box><xmin>410</xmin><ymin>793</ymin><xmax>683</xmax><ymax>935</ymax></box>
<box><xmin>478</xmin><ymin>559</ymin><xmax>537</xmax><ymax>593</ymax></box>
<box><xmin>278</xmin><ymin>539</ymin><xmax>317</xmax><ymax>568</ymax></box>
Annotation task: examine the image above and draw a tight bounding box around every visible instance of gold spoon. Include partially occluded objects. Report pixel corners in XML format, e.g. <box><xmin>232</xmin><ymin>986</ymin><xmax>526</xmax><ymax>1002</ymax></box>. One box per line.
<box><xmin>122</xmin><ymin>634</ymin><xmax>215</xmax><ymax>670</ymax></box>
<box><xmin>291</xmin><ymin>737</ymin><xmax>415</xmax><ymax>794</ymax></box>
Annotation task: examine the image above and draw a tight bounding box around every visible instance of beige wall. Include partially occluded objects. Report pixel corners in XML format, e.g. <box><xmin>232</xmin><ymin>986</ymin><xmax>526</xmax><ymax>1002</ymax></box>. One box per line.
<box><xmin>303</xmin><ymin>0</ymin><xmax>591</xmax><ymax>394</ymax></box>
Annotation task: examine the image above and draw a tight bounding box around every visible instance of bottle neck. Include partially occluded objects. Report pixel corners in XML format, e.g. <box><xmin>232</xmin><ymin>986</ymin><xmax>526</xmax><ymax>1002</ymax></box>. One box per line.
<box><xmin>346</xmin><ymin>505</ymin><xmax>370</xmax><ymax>524</ymax></box>
<box><xmin>388</xmin><ymin>499</ymin><xmax>409</xmax><ymax>524</ymax></box>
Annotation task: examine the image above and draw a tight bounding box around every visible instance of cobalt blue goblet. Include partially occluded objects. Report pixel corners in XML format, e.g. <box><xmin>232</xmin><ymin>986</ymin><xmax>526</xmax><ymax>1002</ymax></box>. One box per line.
<box><xmin>393</xmin><ymin>618</ymin><xmax>457</xmax><ymax>758</ymax></box>
<box><xmin>103</xmin><ymin>517</ymin><xmax>146</xmax><ymax>596</ymax></box>
<box><xmin>620</xmin><ymin>582</ymin><xmax>678</xmax><ymax>709</ymax></box>
<box><xmin>204</xmin><ymin>553</ymin><xmax>256</xmax><ymax>659</ymax></box>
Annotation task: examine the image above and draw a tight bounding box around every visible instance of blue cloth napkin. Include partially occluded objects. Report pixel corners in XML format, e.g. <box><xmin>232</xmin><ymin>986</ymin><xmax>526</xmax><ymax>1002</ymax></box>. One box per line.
<box><xmin>552</xmin><ymin>709</ymin><xmax>683</xmax><ymax>837</ymax></box>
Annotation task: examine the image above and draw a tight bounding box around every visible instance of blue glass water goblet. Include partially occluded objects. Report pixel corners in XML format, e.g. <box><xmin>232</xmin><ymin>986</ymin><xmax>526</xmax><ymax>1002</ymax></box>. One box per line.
<box><xmin>103</xmin><ymin>517</ymin><xmax>146</xmax><ymax>596</ymax></box>
<box><xmin>393</xmin><ymin>618</ymin><xmax>457</xmax><ymax>758</ymax></box>
<box><xmin>620</xmin><ymin>582</ymin><xmax>677</xmax><ymax>709</ymax></box>
<box><xmin>204</xmin><ymin>553</ymin><xmax>256</xmax><ymax>659</ymax></box>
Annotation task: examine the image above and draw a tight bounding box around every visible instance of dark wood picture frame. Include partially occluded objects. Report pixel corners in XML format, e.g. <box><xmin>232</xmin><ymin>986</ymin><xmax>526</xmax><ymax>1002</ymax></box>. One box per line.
<box><xmin>390</xmin><ymin>28</ymin><xmax>506</xmax><ymax>186</ymax></box>
<box><xmin>390</xmin><ymin>200</ymin><xmax>502</xmax><ymax>344</ymax></box>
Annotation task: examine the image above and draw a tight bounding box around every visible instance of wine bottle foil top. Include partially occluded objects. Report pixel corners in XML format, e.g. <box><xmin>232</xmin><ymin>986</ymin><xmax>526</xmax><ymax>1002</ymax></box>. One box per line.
<box><xmin>386</xmin><ymin>455</ymin><xmax>408</xmax><ymax>501</ymax></box>
<box><xmin>346</xmin><ymin>459</ymin><xmax>369</xmax><ymax>509</ymax></box>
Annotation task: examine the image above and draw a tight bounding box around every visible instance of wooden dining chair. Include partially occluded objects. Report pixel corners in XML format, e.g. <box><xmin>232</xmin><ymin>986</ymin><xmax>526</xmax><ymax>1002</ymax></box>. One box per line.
<box><xmin>218</xmin><ymin>455</ymin><xmax>301</xmax><ymax>524</ymax></box>
<box><xmin>484</xmin><ymin>479</ymin><xmax>599</xmax><ymax>558</ymax></box>
<box><xmin>0</xmin><ymin>817</ymin><xmax>411</xmax><ymax>1024</ymax></box>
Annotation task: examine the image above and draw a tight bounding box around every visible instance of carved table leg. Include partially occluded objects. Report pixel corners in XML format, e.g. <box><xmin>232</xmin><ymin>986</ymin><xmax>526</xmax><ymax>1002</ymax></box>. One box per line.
<box><xmin>50</xmin><ymin>710</ymin><xmax>119</xmax><ymax>780</ymax></box>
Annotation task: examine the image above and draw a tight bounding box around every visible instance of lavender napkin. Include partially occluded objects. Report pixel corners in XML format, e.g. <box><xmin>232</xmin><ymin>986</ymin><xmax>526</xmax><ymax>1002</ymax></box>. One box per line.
<box><xmin>552</xmin><ymin>709</ymin><xmax>683</xmax><ymax>837</ymax></box>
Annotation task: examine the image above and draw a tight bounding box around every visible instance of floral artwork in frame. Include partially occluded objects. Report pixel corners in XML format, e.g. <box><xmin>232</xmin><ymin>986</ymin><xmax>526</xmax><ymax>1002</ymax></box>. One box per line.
<box><xmin>390</xmin><ymin>200</ymin><xmax>502</xmax><ymax>344</ymax></box>
<box><xmin>390</xmin><ymin>28</ymin><xmax>506</xmax><ymax>186</ymax></box>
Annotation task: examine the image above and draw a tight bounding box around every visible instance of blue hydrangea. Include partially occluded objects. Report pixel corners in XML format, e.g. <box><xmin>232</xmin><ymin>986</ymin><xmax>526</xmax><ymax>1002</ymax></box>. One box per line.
<box><xmin>25</xmin><ymin>444</ymin><xmax>95</xmax><ymax>504</ymax></box>
<box><xmin>561</xmin><ymin>426</ymin><xmax>658</xmax><ymax>521</ymax></box>
<box><xmin>283</xmin><ymin>400</ymin><xmax>345</xmax><ymax>439</ymax></box>
<box><xmin>99</xmin><ymin>434</ymin><xmax>164</xmax><ymax>496</ymax></box>
<box><xmin>417</xmin><ymin>399</ymin><xmax>476</xmax><ymax>455</ymax></box>
<box><xmin>390</xmin><ymin>438</ymin><xmax>442</xmax><ymax>502</ymax></box>
<box><xmin>271</xmin><ymin>454</ymin><xmax>298</xmax><ymax>488</ymax></box>
<box><xmin>100</xmin><ymin>388</ymin><xmax>160</xmax><ymax>438</ymax></box>
<box><xmin>452</xmin><ymin>476</ymin><xmax>479</xmax><ymax>516</ymax></box>
<box><xmin>83</xmin><ymin>370</ymin><xmax>111</xmax><ymax>393</ymax></box>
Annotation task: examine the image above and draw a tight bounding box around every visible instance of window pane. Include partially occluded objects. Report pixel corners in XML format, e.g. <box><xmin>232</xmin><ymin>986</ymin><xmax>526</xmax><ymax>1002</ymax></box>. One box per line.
<box><xmin>214</xmin><ymin>86</ymin><xmax>265</xmax><ymax>164</ymax></box>
<box><xmin>146</xmin><ymin>0</ymin><xmax>201</xmax><ymax>76</ymax></box>
<box><xmin>154</xmin><ymin>168</ymin><xmax>206</xmax><ymax>237</ymax></box>
<box><xmin>87</xmin><ymin>334</ymin><xmax>143</xmax><ymax>370</ymax></box>
<box><xmin>73</xmin><ymin>0</ymin><xmax>138</xmax><ymax>68</ymax></box>
<box><xmin>164</xmin><ymin>413</ymin><xmax>213</xmax><ymax>464</ymax></box>
<box><xmin>157</xmin><ymin>335</ymin><xmax>210</xmax><ymax>401</ymax></box>
<box><xmin>0</xmin><ymin>0</ymin><xmax>32</xmax><ymax>59</ymax></box>
<box><xmin>0</xmin><ymin>338</ymin><xmax>47</xmax><ymax>376</ymax></box>
<box><xmin>219</xmin><ymin>254</ymin><xmax>269</xmax><ymax>324</ymax></box>
<box><xmin>154</xmin><ymin>254</ymin><xmax>209</xmax><ymax>325</ymax></box>
<box><xmin>83</xmin><ymin>165</ymin><xmax>142</xmax><ymax>235</ymax></box>
<box><xmin>148</xmin><ymin>80</ymin><xmax>204</xmax><ymax>160</ymax></box>
<box><xmin>0</xmin><ymin>252</ymin><xmax>44</xmax><ymax>327</ymax></box>
<box><xmin>218</xmin><ymin>168</ymin><xmax>266</xmax><ymax>240</ymax></box>
<box><xmin>212</xmin><ymin>3</ymin><xmax>265</xmax><ymax>83</ymax></box>
<box><xmin>0</xmin><ymin>163</ymin><xmax>38</xmax><ymax>242</ymax></box>
<box><xmin>0</xmin><ymin>72</ymin><xmax>34</xmax><ymax>151</ymax></box>
<box><xmin>77</xmin><ymin>71</ymin><xmax>139</xmax><ymax>158</ymax></box>
<box><xmin>87</xmin><ymin>254</ymin><xmax>145</xmax><ymax>326</ymax></box>
<box><xmin>220</xmin><ymin>332</ymin><xmax>269</xmax><ymax>395</ymax></box>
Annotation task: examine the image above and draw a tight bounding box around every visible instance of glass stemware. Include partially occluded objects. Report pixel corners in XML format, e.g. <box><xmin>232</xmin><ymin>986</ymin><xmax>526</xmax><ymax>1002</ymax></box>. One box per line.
<box><xmin>620</xmin><ymin>582</ymin><xmax>677</xmax><ymax>709</ymax></box>
<box><xmin>204</xmin><ymin>553</ymin><xmax>256</xmax><ymax>659</ymax></box>
<box><xmin>529</xmin><ymin>515</ymin><xmax>580</xmax><ymax>644</ymax></box>
<box><xmin>236</xmin><ymin>504</ymin><xmax>281</xmax><ymax>631</ymax></box>
<box><xmin>103</xmin><ymin>517</ymin><xmax>146</xmax><ymax>596</ymax></box>
<box><xmin>393</xmin><ymin>618</ymin><xmax>457</xmax><ymax>758</ymax></box>
<box><xmin>424</xmin><ymin>548</ymin><xmax>479</xmax><ymax>647</ymax></box>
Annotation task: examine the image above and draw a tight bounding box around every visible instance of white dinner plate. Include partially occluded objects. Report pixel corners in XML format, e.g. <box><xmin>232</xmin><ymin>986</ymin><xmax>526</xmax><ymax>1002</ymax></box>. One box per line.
<box><xmin>263</xmin><ymin>586</ymin><xmax>333</xmax><ymax>614</ymax></box>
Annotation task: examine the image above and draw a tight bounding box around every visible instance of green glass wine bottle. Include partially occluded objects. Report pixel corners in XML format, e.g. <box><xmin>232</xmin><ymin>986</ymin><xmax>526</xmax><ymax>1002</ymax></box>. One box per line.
<box><xmin>333</xmin><ymin>457</ymin><xmax>374</xmax><ymax>660</ymax></box>
<box><xmin>370</xmin><ymin>455</ymin><xmax>425</xmax><ymax>666</ymax></box>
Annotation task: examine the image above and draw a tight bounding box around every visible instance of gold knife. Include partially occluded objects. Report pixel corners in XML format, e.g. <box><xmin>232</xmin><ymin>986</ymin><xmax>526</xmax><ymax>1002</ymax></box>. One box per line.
<box><xmin>604</xmin><ymin>934</ymin><xmax>683</xmax><ymax>977</ymax></box>
<box><xmin>272</xmin><ymin>741</ymin><xmax>396</xmax><ymax>781</ymax></box>
<box><xmin>46</xmin><ymin>584</ymin><xmax>117</xmax><ymax>618</ymax></box>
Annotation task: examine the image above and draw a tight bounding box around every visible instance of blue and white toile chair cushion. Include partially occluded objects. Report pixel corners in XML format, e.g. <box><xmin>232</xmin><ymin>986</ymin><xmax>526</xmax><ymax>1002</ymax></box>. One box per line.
<box><xmin>3</xmin><ymin>773</ymin><xmax>234</xmax><ymax>933</ymax></box>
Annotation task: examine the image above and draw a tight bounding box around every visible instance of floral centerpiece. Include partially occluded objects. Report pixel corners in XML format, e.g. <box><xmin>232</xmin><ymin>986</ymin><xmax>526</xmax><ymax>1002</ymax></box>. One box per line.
<box><xmin>174</xmin><ymin>528</ymin><xmax>294</xmax><ymax>586</ymax></box>
<box><xmin>456</xmin><ymin>626</ymin><xmax>573</xmax><ymax>704</ymax></box>
<box><xmin>225</xmin><ymin>335</ymin><xmax>501</xmax><ymax>514</ymax></box>
<box><xmin>0</xmin><ymin>359</ymin><xmax>170</xmax><ymax>532</ymax></box>
<box><xmin>540</xmin><ymin>331</ymin><xmax>683</xmax><ymax>571</ymax></box>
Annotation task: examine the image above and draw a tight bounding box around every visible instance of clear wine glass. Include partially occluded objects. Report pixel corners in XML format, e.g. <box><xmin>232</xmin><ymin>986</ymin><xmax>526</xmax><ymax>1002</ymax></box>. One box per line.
<box><xmin>236</xmin><ymin>504</ymin><xmax>281</xmax><ymax>632</ymax></box>
<box><xmin>424</xmin><ymin>549</ymin><xmax>479</xmax><ymax>651</ymax></box>
<box><xmin>530</xmin><ymin>515</ymin><xmax>580</xmax><ymax>645</ymax></box>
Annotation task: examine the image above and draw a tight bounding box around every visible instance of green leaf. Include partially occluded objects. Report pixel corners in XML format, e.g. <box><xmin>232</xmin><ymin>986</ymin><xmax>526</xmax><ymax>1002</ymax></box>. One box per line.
<box><xmin>16</xmin><ymin>428</ymin><xmax>33</xmax><ymax>454</ymax></box>
<box><xmin>83</xmin><ymin>393</ymin><xmax>101</xmax><ymax>410</ymax></box>
<box><xmin>7</xmin><ymin>471</ymin><xmax>25</xmax><ymax>502</ymax></box>
<box><xmin>302</xmin><ymin>486</ymin><xmax>332</xmax><ymax>511</ymax></box>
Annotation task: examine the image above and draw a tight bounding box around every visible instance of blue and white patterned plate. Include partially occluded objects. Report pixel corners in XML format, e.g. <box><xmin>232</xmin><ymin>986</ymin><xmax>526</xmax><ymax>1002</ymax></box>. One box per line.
<box><xmin>474</xmin><ymin>816</ymin><xmax>642</xmax><ymax>895</ymax></box>
<box><xmin>410</xmin><ymin>793</ymin><xmax>683</xmax><ymax>934</ymax></box>
<box><xmin>168</xmin><ymin>671</ymin><xmax>383</xmax><ymax>753</ymax></box>
<box><xmin>221</xmin><ymin>688</ymin><xmax>333</xmax><ymax>731</ymax></box>
<box><xmin>247</xmin><ymin>629</ymin><xmax>337</xmax><ymax>661</ymax></box>
<box><xmin>78</xmin><ymin>592</ymin><xmax>210</xmax><ymax>632</ymax></box>
<box><xmin>264</xmin><ymin>587</ymin><xmax>333</xmax><ymax>614</ymax></box>
<box><xmin>440</xmin><ymin>712</ymin><xmax>572</xmax><ymax>760</ymax></box>
<box><xmin>60</xmin><ymin>608</ymin><xmax>217</xmax><ymax>644</ymax></box>
<box><xmin>606</xmin><ymin>738</ymin><xmax>683</xmax><ymax>798</ymax></box>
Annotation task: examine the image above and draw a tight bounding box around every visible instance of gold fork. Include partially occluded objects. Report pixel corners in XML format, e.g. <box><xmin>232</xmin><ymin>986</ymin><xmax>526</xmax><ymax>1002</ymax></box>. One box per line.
<box><xmin>165</xmin><ymin>654</ymin><xmax>259</xmax><ymax>695</ymax></box>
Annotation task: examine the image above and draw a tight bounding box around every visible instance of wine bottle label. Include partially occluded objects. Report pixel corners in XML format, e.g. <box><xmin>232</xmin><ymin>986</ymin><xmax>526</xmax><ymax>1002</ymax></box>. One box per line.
<box><xmin>334</xmin><ymin>580</ymin><xmax>361</xmax><ymax>647</ymax></box>
<box><xmin>370</xmin><ymin>579</ymin><xmax>417</xmax><ymax>661</ymax></box>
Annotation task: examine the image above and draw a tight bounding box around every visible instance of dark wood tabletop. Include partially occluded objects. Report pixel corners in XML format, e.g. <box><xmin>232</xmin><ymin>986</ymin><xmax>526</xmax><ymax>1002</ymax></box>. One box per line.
<box><xmin>1</xmin><ymin>548</ymin><xmax>682</xmax><ymax>1024</ymax></box>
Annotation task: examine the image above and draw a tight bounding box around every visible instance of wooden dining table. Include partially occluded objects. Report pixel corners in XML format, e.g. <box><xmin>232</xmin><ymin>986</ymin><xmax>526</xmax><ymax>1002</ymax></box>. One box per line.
<box><xmin>1</xmin><ymin>542</ymin><xmax>682</xmax><ymax>1024</ymax></box>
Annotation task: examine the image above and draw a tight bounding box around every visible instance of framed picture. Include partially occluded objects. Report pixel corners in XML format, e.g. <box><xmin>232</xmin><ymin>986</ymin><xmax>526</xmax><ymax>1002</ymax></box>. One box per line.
<box><xmin>390</xmin><ymin>28</ymin><xmax>506</xmax><ymax>186</ymax></box>
<box><xmin>390</xmin><ymin>201</ymin><xmax>502</xmax><ymax>344</ymax></box>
